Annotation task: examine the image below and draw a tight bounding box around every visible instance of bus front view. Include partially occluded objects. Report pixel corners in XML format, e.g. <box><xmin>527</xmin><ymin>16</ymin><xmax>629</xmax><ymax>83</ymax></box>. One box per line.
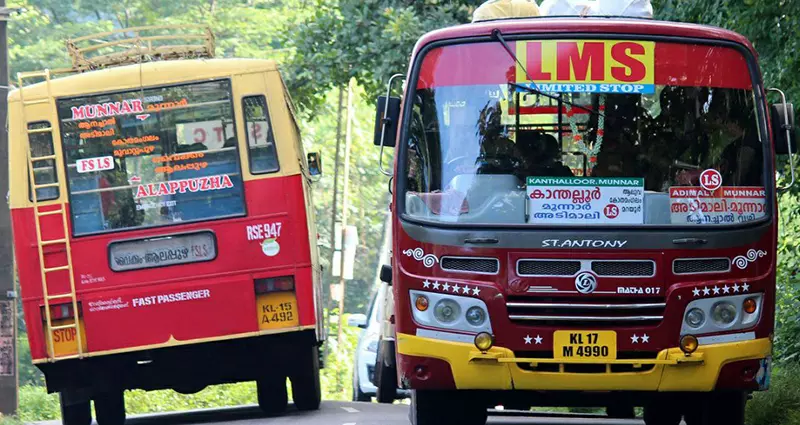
<box><xmin>376</xmin><ymin>19</ymin><xmax>796</xmax><ymax>425</ymax></box>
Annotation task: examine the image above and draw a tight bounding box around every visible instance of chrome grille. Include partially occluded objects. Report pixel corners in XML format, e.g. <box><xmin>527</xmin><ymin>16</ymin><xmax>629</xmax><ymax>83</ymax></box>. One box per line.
<box><xmin>440</xmin><ymin>257</ymin><xmax>499</xmax><ymax>274</ymax></box>
<box><xmin>673</xmin><ymin>258</ymin><xmax>731</xmax><ymax>275</ymax></box>
<box><xmin>506</xmin><ymin>296</ymin><xmax>665</xmax><ymax>327</ymax></box>
<box><xmin>591</xmin><ymin>261</ymin><xmax>655</xmax><ymax>277</ymax></box>
<box><xmin>518</xmin><ymin>260</ymin><xmax>581</xmax><ymax>276</ymax></box>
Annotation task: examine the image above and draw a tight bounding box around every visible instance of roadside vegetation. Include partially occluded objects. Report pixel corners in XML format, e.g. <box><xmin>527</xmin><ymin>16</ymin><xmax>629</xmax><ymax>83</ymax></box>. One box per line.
<box><xmin>4</xmin><ymin>0</ymin><xmax>800</xmax><ymax>424</ymax></box>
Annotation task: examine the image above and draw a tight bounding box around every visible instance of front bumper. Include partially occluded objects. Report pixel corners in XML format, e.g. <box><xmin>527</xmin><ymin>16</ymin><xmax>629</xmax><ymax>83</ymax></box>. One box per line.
<box><xmin>396</xmin><ymin>333</ymin><xmax>771</xmax><ymax>392</ymax></box>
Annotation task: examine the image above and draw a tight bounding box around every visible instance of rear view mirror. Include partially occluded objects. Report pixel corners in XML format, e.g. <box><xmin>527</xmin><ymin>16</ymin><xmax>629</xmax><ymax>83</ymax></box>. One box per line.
<box><xmin>771</xmin><ymin>103</ymin><xmax>797</xmax><ymax>155</ymax></box>
<box><xmin>380</xmin><ymin>264</ymin><xmax>392</xmax><ymax>285</ymax></box>
<box><xmin>347</xmin><ymin>313</ymin><xmax>367</xmax><ymax>329</ymax></box>
<box><xmin>373</xmin><ymin>96</ymin><xmax>400</xmax><ymax>148</ymax></box>
<box><xmin>307</xmin><ymin>152</ymin><xmax>322</xmax><ymax>176</ymax></box>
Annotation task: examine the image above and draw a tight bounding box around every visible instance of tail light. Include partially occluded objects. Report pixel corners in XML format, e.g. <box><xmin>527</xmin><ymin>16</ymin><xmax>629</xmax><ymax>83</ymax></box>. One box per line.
<box><xmin>40</xmin><ymin>302</ymin><xmax>80</xmax><ymax>321</ymax></box>
<box><xmin>254</xmin><ymin>276</ymin><xmax>295</xmax><ymax>294</ymax></box>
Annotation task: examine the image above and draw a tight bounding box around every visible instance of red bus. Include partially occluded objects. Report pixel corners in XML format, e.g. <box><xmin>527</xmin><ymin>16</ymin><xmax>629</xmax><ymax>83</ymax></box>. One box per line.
<box><xmin>9</xmin><ymin>27</ymin><xmax>324</xmax><ymax>425</ymax></box>
<box><xmin>374</xmin><ymin>15</ymin><xmax>796</xmax><ymax>425</ymax></box>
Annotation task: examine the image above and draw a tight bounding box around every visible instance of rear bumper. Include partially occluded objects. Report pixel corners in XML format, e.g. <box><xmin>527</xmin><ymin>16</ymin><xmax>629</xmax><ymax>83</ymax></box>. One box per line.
<box><xmin>39</xmin><ymin>329</ymin><xmax>318</xmax><ymax>395</ymax></box>
<box><xmin>396</xmin><ymin>333</ymin><xmax>771</xmax><ymax>392</ymax></box>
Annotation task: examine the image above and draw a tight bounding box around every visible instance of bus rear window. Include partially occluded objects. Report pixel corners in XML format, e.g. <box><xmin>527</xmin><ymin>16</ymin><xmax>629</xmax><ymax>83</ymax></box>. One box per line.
<box><xmin>57</xmin><ymin>80</ymin><xmax>246</xmax><ymax>236</ymax></box>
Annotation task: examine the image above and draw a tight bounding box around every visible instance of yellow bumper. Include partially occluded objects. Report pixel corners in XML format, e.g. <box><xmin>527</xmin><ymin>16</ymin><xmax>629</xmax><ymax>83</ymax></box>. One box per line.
<box><xmin>396</xmin><ymin>333</ymin><xmax>771</xmax><ymax>392</ymax></box>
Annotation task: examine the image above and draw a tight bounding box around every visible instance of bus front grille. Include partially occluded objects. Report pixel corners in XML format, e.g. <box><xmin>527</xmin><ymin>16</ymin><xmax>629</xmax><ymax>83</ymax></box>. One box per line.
<box><xmin>506</xmin><ymin>296</ymin><xmax>665</xmax><ymax>327</ymax></box>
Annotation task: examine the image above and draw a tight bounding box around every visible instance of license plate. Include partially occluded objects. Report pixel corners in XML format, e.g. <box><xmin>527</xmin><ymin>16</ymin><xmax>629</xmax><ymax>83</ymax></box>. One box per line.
<box><xmin>256</xmin><ymin>292</ymin><xmax>299</xmax><ymax>330</ymax></box>
<box><xmin>45</xmin><ymin>319</ymin><xmax>88</xmax><ymax>357</ymax></box>
<box><xmin>553</xmin><ymin>331</ymin><xmax>617</xmax><ymax>360</ymax></box>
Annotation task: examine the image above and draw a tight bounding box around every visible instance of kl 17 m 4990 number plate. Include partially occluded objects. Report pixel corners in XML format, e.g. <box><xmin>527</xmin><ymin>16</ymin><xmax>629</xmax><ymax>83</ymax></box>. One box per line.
<box><xmin>553</xmin><ymin>331</ymin><xmax>617</xmax><ymax>360</ymax></box>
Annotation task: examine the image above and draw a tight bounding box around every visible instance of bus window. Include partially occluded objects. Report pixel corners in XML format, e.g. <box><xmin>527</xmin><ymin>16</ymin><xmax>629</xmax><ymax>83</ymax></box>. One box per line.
<box><xmin>242</xmin><ymin>96</ymin><xmax>279</xmax><ymax>174</ymax></box>
<box><xmin>57</xmin><ymin>79</ymin><xmax>246</xmax><ymax>236</ymax></box>
<box><xmin>27</xmin><ymin>121</ymin><xmax>59</xmax><ymax>202</ymax></box>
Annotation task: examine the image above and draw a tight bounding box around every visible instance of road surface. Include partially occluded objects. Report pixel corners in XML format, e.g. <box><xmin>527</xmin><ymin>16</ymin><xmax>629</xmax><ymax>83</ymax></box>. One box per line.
<box><xmin>35</xmin><ymin>402</ymin><xmax>652</xmax><ymax>425</ymax></box>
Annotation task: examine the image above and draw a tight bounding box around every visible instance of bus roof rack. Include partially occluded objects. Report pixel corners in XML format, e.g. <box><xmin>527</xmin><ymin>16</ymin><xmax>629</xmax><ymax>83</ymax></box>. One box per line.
<box><xmin>65</xmin><ymin>24</ymin><xmax>216</xmax><ymax>72</ymax></box>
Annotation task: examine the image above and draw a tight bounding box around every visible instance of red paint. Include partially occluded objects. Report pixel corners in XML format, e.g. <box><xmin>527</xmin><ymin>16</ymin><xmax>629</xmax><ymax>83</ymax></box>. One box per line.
<box><xmin>415</xmin><ymin>42</ymin><xmax>751</xmax><ymax>90</ymax></box>
<box><xmin>15</xmin><ymin>175</ymin><xmax>319</xmax><ymax>361</ymax></box>
<box><xmin>716</xmin><ymin>359</ymin><xmax>761</xmax><ymax>390</ymax></box>
<box><xmin>397</xmin><ymin>354</ymin><xmax>456</xmax><ymax>390</ymax></box>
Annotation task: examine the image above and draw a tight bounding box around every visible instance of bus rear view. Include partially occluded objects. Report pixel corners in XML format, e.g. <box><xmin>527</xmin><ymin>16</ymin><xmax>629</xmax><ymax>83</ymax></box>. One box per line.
<box><xmin>9</xmin><ymin>26</ymin><xmax>324</xmax><ymax>425</ymax></box>
<box><xmin>374</xmin><ymin>12</ymin><xmax>797</xmax><ymax>425</ymax></box>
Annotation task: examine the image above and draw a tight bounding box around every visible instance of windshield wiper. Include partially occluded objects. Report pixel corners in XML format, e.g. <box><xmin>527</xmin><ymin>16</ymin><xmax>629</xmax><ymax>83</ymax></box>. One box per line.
<box><xmin>491</xmin><ymin>28</ymin><xmax>605</xmax><ymax>119</ymax></box>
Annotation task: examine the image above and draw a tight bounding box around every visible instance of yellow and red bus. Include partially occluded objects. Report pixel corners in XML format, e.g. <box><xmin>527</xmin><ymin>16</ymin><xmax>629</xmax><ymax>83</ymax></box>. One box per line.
<box><xmin>374</xmin><ymin>11</ymin><xmax>797</xmax><ymax>425</ymax></box>
<box><xmin>9</xmin><ymin>26</ymin><xmax>324</xmax><ymax>425</ymax></box>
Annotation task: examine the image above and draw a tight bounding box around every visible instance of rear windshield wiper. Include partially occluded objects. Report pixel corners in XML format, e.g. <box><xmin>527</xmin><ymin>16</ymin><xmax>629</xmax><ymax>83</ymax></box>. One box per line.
<box><xmin>491</xmin><ymin>28</ymin><xmax>605</xmax><ymax>119</ymax></box>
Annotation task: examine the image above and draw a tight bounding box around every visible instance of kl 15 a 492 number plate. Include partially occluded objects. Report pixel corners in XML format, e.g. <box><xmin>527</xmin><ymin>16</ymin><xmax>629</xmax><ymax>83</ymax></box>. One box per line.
<box><xmin>109</xmin><ymin>232</ymin><xmax>217</xmax><ymax>271</ymax></box>
<box><xmin>553</xmin><ymin>331</ymin><xmax>617</xmax><ymax>360</ymax></box>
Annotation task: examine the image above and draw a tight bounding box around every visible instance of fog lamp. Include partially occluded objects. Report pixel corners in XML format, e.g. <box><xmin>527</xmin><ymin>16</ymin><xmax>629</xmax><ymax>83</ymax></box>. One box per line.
<box><xmin>743</xmin><ymin>298</ymin><xmax>758</xmax><ymax>314</ymax></box>
<box><xmin>415</xmin><ymin>295</ymin><xmax>429</xmax><ymax>312</ymax></box>
<box><xmin>474</xmin><ymin>332</ymin><xmax>493</xmax><ymax>352</ymax></box>
<box><xmin>680</xmin><ymin>335</ymin><xmax>699</xmax><ymax>355</ymax></box>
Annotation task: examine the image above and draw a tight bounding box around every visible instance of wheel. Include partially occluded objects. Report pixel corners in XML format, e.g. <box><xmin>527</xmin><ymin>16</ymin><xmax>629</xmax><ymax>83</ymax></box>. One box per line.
<box><xmin>94</xmin><ymin>391</ymin><xmax>126</xmax><ymax>425</ymax></box>
<box><xmin>59</xmin><ymin>393</ymin><xmax>91</xmax><ymax>425</ymax></box>
<box><xmin>409</xmin><ymin>391</ymin><xmax>487</xmax><ymax>425</ymax></box>
<box><xmin>375</xmin><ymin>343</ymin><xmax>397</xmax><ymax>403</ymax></box>
<box><xmin>607</xmin><ymin>404</ymin><xmax>636</xmax><ymax>419</ymax></box>
<box><xmin>257</xmin><ymin>375</ymin><xmax>288</xmax><ymax>416</ymax></box>
<box><xmin>643</xmin><ymin>401</ymin><xmax>681</xmax><ymax>425</ymax></box>
<box><xmin>290</xmin><ymin>345</ymin><xmax>321</xmax><ymax>411</ymax></box>
<box><xmin>683</xmin><ymin>391</ymin><xmax>746</xmax><ymax>425</ymax></box>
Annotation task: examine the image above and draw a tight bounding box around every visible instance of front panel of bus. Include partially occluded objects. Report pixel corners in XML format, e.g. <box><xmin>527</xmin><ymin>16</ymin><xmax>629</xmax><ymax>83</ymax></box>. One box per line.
<box><xmin>11</xmin><ymin>69</ymin><xmax>319</xmax><ymax>361</ymax></box>
<box><xmin>391</xmin><ymin>35</ymin><xmax>775</xmax><ymax>392</ymax></box>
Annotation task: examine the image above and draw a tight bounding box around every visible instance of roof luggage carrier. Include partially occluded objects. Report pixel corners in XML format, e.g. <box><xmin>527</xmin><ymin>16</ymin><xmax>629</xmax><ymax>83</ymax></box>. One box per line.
<box><xmin>64</xmin><ymin>24</ymin><xmax>215</xmax><ymax>73</ymax></box>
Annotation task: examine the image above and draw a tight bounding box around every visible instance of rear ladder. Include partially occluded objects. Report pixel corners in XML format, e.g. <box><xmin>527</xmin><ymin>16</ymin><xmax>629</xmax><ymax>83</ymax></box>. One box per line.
<box><xmin>17</xmin><ymin>69</ymin><xmax>84</xmax><ymax>361</ymax></box>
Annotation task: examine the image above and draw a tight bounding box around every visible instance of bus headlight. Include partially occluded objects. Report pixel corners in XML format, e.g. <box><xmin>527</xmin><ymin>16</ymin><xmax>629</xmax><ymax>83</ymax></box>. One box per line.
<box><xmin>466</xmin><ymin>306</ymin><xmax>487</xmax><ymax>326</ymax></box>
<box><xmin>680</xmin><ymin>292</ymin><xmax>763</xmax><ymax>337</ymax></box>
<box><xmin>434</xmin><ymin>299</ymin><xmax>461</xmax><ymax>324</ymax></box>
<box><xmin>409</xmin><ymin>290</ymin><xmax>493</xmax><ymax>336</ymax></box>
<box><xmin>685</xmin><ymin>308</ymin><xmax>705</xmax><ymax>328</ymax></box>
<box><xmin>711</xmin><ymin>302</ymin><xmax>737</xmax><ymax>327</ymax></box>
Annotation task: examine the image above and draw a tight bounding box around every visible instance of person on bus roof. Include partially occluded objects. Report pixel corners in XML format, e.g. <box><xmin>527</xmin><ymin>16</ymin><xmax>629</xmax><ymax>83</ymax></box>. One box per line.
<box><xmin>473</xmin><ymin>0</ymin><xmax>540</xmax><ymax>22</ymax></box>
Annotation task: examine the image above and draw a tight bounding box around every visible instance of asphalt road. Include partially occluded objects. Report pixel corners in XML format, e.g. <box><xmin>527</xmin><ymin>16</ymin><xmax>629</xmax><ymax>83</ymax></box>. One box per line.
<box><xmin>35</xmin><ymin>402</ymin><xmax>652</xmax><ymax>425</ymax></box>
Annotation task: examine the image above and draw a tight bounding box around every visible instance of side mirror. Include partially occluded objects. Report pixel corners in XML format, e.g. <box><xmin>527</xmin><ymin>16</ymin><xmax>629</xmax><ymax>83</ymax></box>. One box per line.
<box><xmin>373</xmin><ymin>96</ymin><xmax>400</xmax><ymax>148</ymax></box>
<box><xmin>307</xmin><ymin>152</ymin><xmax>322</xmax><ymax>176</ymax></box>
<box><xmin>771</xmin><ymin>103</ymin><xmax>797</xmax><ymax>155</ymax></box>
<box><xmin>347</xmin><ymin>313</ymin><xmax>368</xmax><ymax>329</ymax></box>
<box><xmin>380</xmin><ymin>264</ymin><xmax>392</xmax><ymax>285</ymax></box>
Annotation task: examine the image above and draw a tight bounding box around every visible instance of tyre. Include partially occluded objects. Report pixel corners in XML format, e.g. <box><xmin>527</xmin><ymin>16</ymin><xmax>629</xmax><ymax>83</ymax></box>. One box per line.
<box><xmin>290</xmin><ymin>345</ymin><xmax>322</xmax><ymax>411</ymax></box>
<box><xmin>409</xmin><ymin>391</ymin><xmax>487</xmax><ymax>425</ymax></box>
<box><xmin>607</xmin><ymin>404</ymin><xmax>636</xmax><ymax>419</ymax></box>
<box><xmin>375</xmin><ymin>343</ymin><xmax>397</xmax><ymax>403</ymax></box>
<box><xmin>643</xmin><ymin>401</ymin><xmax>681</xmax><ymax>425</ymax></box>
<box><xmin>257</xmin><ymin>375</ymin><xmax>288</xmax><ymax>416</ymax></box>
<box><xmin>94</xmin><ymin>391</ymin><xmax>126</xmax><ymax>425</ymax></box>
<box><xmin>59</xmin><ymin>393</ymin><xmax>91</xmax><ymax>425</ymax></box>
<box><xmin>683</xmin><ymin>391</ymin><xmax>746</xmax><ymax>425</ymax></box>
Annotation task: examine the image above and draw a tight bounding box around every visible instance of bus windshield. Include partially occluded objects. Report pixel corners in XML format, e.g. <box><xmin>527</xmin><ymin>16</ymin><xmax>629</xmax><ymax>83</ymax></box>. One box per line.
<box><xmin>58</xmin><ymin>79</ymin><xmax>246</xmax><ymax>236</ymax></box>
<box><xmin>403</xmin><ymin>40</ymin><xmax>766</xmax><ymax>227</ymax></box>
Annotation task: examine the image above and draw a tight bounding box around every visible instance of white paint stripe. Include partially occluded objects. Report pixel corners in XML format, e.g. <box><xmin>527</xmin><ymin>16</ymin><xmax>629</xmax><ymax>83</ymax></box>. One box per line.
<box><xmin>697</xmin><ymin>331</ymin><xmax>756</xmax><ymax>345</ymax></box>
<box><xmin>416</xmin><ymin>328</ymin><xmax>474</xmax><ymax>344</ymax></box>
<box><xmin>341</xmin><ymin>406</ymin><xmax>360</xmax><ymax>413</ymax></box>
<box><xmin>343</xmin><ymin>423</ymin><xmax>356</xmax><ymax>425</ymax></box>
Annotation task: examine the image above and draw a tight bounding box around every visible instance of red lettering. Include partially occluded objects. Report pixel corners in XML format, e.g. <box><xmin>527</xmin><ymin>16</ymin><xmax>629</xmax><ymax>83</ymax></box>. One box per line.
<box><xmin>178</xmin><ymin>180</ymin><xmax>190</xmax><ymax>192</ymax></box>
<box><xmin>557</xmin><ymin>42</ymin><xmax>604</xmax><ymax>81</ymax></box>
<box><xmin>221</xmin><ymin>174</ymin><xmax>234</xmax><ymax>189</ymax></box>
<box><xmin>130</xmin><ymin>99</ymin><xmax>144</xmax><ymax>113</ymax></box>
<box><xmin>213</xmin><ymin>127</ymin><xmax>225</xmax><ymax>143</ymax></box>
<box><xmin>168</xmin><ymin>181</ymin><xmax>180</xmax><ymax>194</ymax></box>
<box><xmin>136</xmin><ymin>185</ymin><xmax>148</xmax><ymax>198</ymax></box>
<box><xmin>194</xmin><ymin>128</ymin><xmax>206</xmax><ymax>143</ymax></box>
<box><xmin>252</xmin><ymin>124</ymin><xmax>262</xmax><ymax>142</ymax></box>
<box><xmin>611</xmin><ymin>42</ymin><xmax>646</xmax><ymax>82</ymax></box>
<box><xmin>71</xmin><ymin>106</ymin><xmax>86</xmax><ymax>120</ymax></box>
<box><xmin>525</xmin><ymin>42</ymin><xmax>552</xmax><ymax>80</ymax></box>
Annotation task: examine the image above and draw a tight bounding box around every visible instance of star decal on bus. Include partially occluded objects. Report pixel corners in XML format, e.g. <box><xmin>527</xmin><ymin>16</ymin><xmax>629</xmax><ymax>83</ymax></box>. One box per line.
<box><xmin>692</xmin><ymin>283</ymin><xmax>750</xmax><ymax>297</ymax></box>
<box><xmin>419</xmin><ymin>279</ymin><xmax>482</xmax><ymax>297</ymax></box>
